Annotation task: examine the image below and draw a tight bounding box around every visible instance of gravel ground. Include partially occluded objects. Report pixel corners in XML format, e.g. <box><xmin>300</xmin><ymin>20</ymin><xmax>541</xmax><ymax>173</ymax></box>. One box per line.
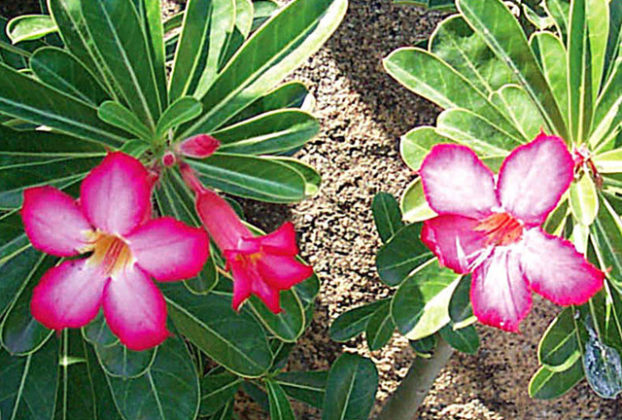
<box><xmin>2</xmin><ymin>0</ymin><xmax>621</xmax><ymax>418</ymax></box>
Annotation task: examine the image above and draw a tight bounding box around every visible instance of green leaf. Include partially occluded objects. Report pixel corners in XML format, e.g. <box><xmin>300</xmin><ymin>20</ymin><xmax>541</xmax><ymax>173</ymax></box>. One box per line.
<box><xmin>82</xmin><ymin>0</ymin><xmax>162</xmax><ymax>128</ymax></box>
<box><xmin>141</xmin><ymin>0</ymin><xmax>168</xmax><ymax>109</ymax></box>
<box><xmin>569</xmin><ymin>174</ymin><xmax>598</xmax><ymax>225</ymax></box>
<box><xmin>329</xmin><ymin>300</ymin><xmax>387</xmax><ymax>342</ymax></box>
<box><xmin>448</xmin><ymin>274</ymin><xmax>473</xmax><ymax>324</ymax></box>
<box><xmin>583</xmin><ymin>333</ymin><xmax>622</xmax><ymax>398</ymax></box>
<box><xmin>322</xmin><ymin>353</ymin><xmax>378</xmax><ymax>420</ymax></box>
<box><xmin>214</xmin><ymin>110</ymin><xmax>319</xmax><ymax>155</ymax></box>
<box><xmin>372</xmin><ymin>192</ymin><xmax>404</xmax><ymax>243</ymax></box>
<box><xmin>457</xmin><ymin>0</ymin><xmax>569</xmax><ymax>140</ymax></box>
<box><xmin>276</xmin><ymin>371</ymin><xmax>327</xmax><ymax>409</ymax></box>
<box><xmin>106</xmin><ymin>332</ymin><xmax>200</xmax><ymax>420</ymax></box>
<box><xmin>586</xmin><ymin>0</ymin><xmax>609</xmax><ymax>98</ymax></box>
<box><xmin>0</xmin><ymin>246</ymin><xmax>40</xmax><ymax>319</ymax></box>
<box><xmin>591</xmin><ymin>58</ymin><xmax>622</xmax><ymax>144</ymax></box>
<box><xmin>247</xmin><ymin>289</ymin><xmax>306</xmax><ymax>342</ymax></box>
<box><xmin>538</xmin><ymin>307</ymin><xmax>581</xmax><ymax>371</ymax></box>
<box><xmin>181</xmin><ymin>0</ymin><xmax>347</xmax><ymax>135</ymax></box>
<box><xmin>590</xmin><ymin>195</ymin><xmax>622</xmax><ymax>293</ymax></box>
<box><xmin>544</xmin><ymin>0</ymin><xmax>570</xmax><ymax>41</ymax></box>
<box><xmin>400</xmin><ymin>178</ymin><xmax>436</xmax><ymax>224</ymax></box>
<box><xmin>30</xmin><ymin>46</ymin><xmax>109</xmax><ymax>106</ymax></box>
<box><xmin>400</xmin><ymin>126</ymin><xmax>451</xmax><ymax>171</ymax></box>
<box><xmin>0</xmin><ymin>62</ymin><xmax>125</xmax><ymax>146</ymax></box>
<box><xmin>251</xmin><ymin>0</ymin><xmax>279</xmax><ymax>31</ymax></box>
<box><xmin>7</xmin><ymin>15</ymin><xmax>57</xmax><ymax>43</ymax></box>
<box><xmin>409</xmin><ymin>334</ymin><xmax>437</xmax><ymax>356</ymax></box>
<box><xmin>490</xmin><ymin>84</ymin><xmax>547</xmax><ymax>141</ymax></box>
<box><xmin>163</xmin><ymin>284</ymin><xmax>272</xmax><ymax>377</ymax></box>
<box><xmin>0</xmin><ymin>253</ymin><xmax>55</xmax><ymax>355</ymax></box>
<box><xmin>189</xmin><ymin>153</ymin><xmax>306</xmax><ymax>203</ymax></box>
<box><xmin>156</xmin><ymin>96</ymin><xmax>202</xmax><ymax>139</ymax></box>
<box><xmin>391</xmin><ymin>259</ymin><xmax>461</xmax><ymax>341</ymax></box>
<box><xmin>82</xmin><ymin>311</ymin><xmax>118</xmax><ymax>347</ymax></box>
<box><xmin>199</xmin><ymin>372</ymin><xmax>241</xmax><ymax>416</ymax></box>
<box><xmin>0</xmin><ymin>336</ymin><xmax>58</xmax><ymax>418</ymax></box>
<box><xmin>528</xmin><ymin>358</ymin><xmax>584</xmax><ymax>399</ymax></box>
<box><xmin>266</xmin><ymin>380</ymin><xmax>295</xmax><ymax>420</ymax></box>
<box><xmin>595</xmin><ymin>148</ymin><xmax>622</xmax><ymax>174</ymax></box>
<box><xmin>376</xmin><ymin>222</ymin><xmax>433</xmax><ymax>286</ymax></box>
<box><xmin>365</xmin><ymin>300</ymin><xmax>395</xmax><ymax>351</ymax></box>
<box><xmin>95</xmin><ymin>341</ymin><xmax>156</xmax><ymax>378</ymax></box>
<box><xmin>234</xmin><ymin>0</ymin><xmax>254</xmax><ymax>38</ymax></box>
<box><xmin>271</xmin><ymin>157</ymin><xmax>321</xmax><ymax>197</ymax></box>
<box><xmin>439</xmin><ymin>324</ymin><xmax>479</xmax><ymax>354</ymax></box>
<box><xmin>98</xmin><ymin>100</ymin><xmax>153</xmax><ymax>142</ymax></box>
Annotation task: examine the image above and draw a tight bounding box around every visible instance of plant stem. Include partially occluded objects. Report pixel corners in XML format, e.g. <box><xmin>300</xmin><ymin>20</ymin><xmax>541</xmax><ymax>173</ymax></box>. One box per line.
<box><xmin>377</xmin><ymin>336</ymin><xmax>453</xmax><ymax>420</ymax></box>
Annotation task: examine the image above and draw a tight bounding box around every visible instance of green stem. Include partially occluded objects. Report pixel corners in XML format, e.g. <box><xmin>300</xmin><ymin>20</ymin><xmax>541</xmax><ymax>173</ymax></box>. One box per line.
<box><xmin>377</xmin><ymin>336</ymin><xmax>453</xmax><ymax>420</ymax></box>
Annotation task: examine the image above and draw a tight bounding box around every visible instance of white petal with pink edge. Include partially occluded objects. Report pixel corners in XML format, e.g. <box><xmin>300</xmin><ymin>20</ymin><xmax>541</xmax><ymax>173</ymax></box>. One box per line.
<box><xmin>127</xmin><ymin>217</ymin><xmax>209</xmax><ymax>282</ymax></box>
<box><xmin>80</xmin><ymin>152</ymin><xmax>152</xmax><ymax>236</ymax></box>
<box><xmin>102</xmin><ymin>266</ymin><xmax>169</xmax><ymax>351</ymax></box>
<box><xmin>471</xmin><ymin>247</ymin><xmax>532</xmax><ymax>332</ymax></box>
<box><xmin>22</xmin><ymin>187</ymin><xmax>93</xmax><ymax>257</ymax></box>
<box><xmin>497</xmin><ymin>134</ymin><xmax>573</xmax><ymax>225</ymax></box>
<box><xmin>31</xmin><ymin>259</ymin><xmax>109</xmax><ymax>330</ymax></box>
<box><xmin>519</xmin><ymin>229</ymin><xmax>604</xmax><ymax>305</ymax></box>
<box><xmin>419</xmin><ymin>144</ymin><xmax>498</xmax><ymax>219</ymax></box>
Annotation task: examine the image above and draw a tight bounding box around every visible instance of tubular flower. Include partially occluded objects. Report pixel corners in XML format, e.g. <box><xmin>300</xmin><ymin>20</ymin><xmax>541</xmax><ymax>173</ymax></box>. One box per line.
<box><xmin>418</xmin><ymin>133</ymin><xmax>604</xmax><ymax>332</ymax></box>
<box><xmin>21</xmin><ymin>152</ymin><xmax>209</xmax><ymax>350</ymax></box>
<box><xmin>181</xmin><ymin>164</ymin><xmax>312</xmax><ymax>313</ymax></box>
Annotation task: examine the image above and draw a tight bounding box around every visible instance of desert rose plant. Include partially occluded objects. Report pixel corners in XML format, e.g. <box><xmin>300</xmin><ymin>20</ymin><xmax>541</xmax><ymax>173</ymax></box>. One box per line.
<box><xmin>0</xmin><ymin>0</ymin><xmax>385</xmax><ymax>418</ymax></box>
<box><xmin>330</xmin><ymin>0</ymin><xmax>622</xmax><ymax>417</ymax></box>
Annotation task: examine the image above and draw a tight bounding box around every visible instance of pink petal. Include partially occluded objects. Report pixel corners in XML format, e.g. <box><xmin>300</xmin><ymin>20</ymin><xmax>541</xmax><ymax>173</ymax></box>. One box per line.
<box><xmin>520</xmin><ymin>229</ymin><xmax>604</xmax><ymax>305</ymax></box>
<box><xmin>31</xmin><ymin>259</ymin><xmax>109</xmax><ymax>330</ymax></box>
<box><xmin>196</xmin><ymin>189</ymin><xmax>250</xmax><ymax>251</ymax></box>
<box><xmin>21</xmin><ymin>187</ymin><xmax>93</xmax><ymax>257</ymax></box>
<box><xmin>421</xmin><ymin>215</ymin><xmax>489</xmax><ymax>274</ymax></box>
<box><xmin>251</xmin><ymin>278</ymin><xmax>281</xmax><ymax>314</ymax></box>
<box><xmin>178</xmin><ymin>134</ymin><xmax>220</xmax><ymax>158</ymax></box>
<box><xmin>471</xmin><ymin>247</ymin><xmax>532</xmax><ymax>333</ymax></box>
<box><xmin>227</xmin><ymin>252</ymin><xmax>282</xmax><ymax>314</ymax></box>
<box><xmin>241</xmin><ymin>222</ymin><xmax>299</xmax><ymax>256</ymax></box>
<box><xmin>256</xmin><ymin>254</ymin><xmax>313</xmax><ymax>289</ymax></box>
<box><xmin>419</xmin><ymin>144</ymin><xmax>498</xmax><ymax>218</ymax></box>
<box><xmin>497</xmin><ymin>133</ymin><xmax>573</xmax><ymax>225</ymax></box>
<box><xmin>127</xmin><ymin>217</ymin><xmax>209</xmax><ymax>282</ymax></box>
<box><xmin>228</xmin><ymin>254</ymin><xmax>253</xmax><ymax>311</ymax></box>
<box><xmin>102</xmin><ymin>266</ymin><xmax>170</xmax><ymax>351</ymax></box>
<box><xmin>80</xmin><ymin>152</ymin><xmax>152</xmax><ymax>236</ymax></box>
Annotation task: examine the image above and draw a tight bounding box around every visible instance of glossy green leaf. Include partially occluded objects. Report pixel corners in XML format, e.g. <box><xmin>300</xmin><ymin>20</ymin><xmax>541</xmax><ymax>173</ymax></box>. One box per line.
<box><xmin>82</xmin><ymin>311</ymin><xmax>118</xmax><ymax>347</ymax></box>
<box><xmin>376</xmin><ymin>222</ymin><xmax>433</xmax><ymax>286</ymax></box>
<box><xmin>271</xmin><ymin>157</ymin><xmax>321</xmax><ymax>197</ymax></box>
<box><xmin>400</xmin><ymin>126</ymin><xmax>451</xmax><ymax>171</ymax></box>
<box><xmin>82</xmin><ymin>0</ymin><xmax>162</xmax><ymax>128</ymax></box>
<box><xmin>7</xmin><ymin>15</ymin><xmax>57</xmax><ymax>43</ymax></box>
<box><xmin>372</xmin><ymin>192</ymin><xmax>404</xmax><ymax>243</ymax></box>
<box><xmin>276</xmin><ymin>371</ymin><xmax>327</xmax><ymax>409</ymax></box>
<box><xmin>248</xmin><ymin>289</ymin><xmax>306</xmax><ymax>342</ymax></box>
<box><xmin>391</xmin><ymin>259</ymin><xmax>461</xmax><ymax>341</ymax></box>
<box><xmin>189</xmin><ymin>153</ymin><xmax>306</xmax><ymax>203</ymax></box>
<box><xmin>522</xmin><ymin>3</ymin><xmax>555</xmax><ymax>30</ymax></box>
<box><xmin>583</xmin><ymin>332</ymin><xmax>622</xmax><ymax>398</ymax></box>
<box><xmin>544</xmin><ymin>0</ymin><xmax>570</xmax><ymax>41</ymax></box>
<box><xmin>266</xmin><ymin>380</ymin><xmax>295</xmax><ymax>420</ymax></box>
<box><xmin>163</xmin><ymin>284</ymin><xmax>272</xmax><ymax>377</ymax></box>
<box><xmin>234</xmin><ymin>0</ymin><xmax>254</xmax><ymax>38</ymax></box>
<box><xmin>491</xmin><ymin>84</ymin><xmax>546</xmax><ymax>141</ymax></box>
<box><xmin>215</xmin><ymin>110</ymin><xmax>319</xmax><ymax>155</ymax></box>
<box><xmin>0</xmin><ymin>246</ymin><xmax>40</xmax><ymax>319</ymax></box>
<box><xmin>448</xmin><ymin>274</ymin><xmax>473</xmax><ymax>324</ymax></box>
<box><xmin>595</xmin><ymin>148</ymin><xmax>622</xmax><ymax>174</ymax></box>
<box><xmin>440</xmin><ymin>324</ymin><xmax>479</xmax><ymax>354</ymax></box>
<box><xmin>0</xmin><ymin>253</ymin><xmax>55</xmax><ymax>355</ymax></box>
<box><xmin>0</xmin><ymin>17</ymin><xmax>28</xmax><ymax>70</ymax></box>
<box><xmin>329</xmin><ymin>300</ymin><xmax>387</xmax><ymax>343</ymax></box>
<box><xmin>322</xmin><ymin>354</ymin><xmax>378</xmax><ymax>420</ymax></box>
<box><xmin>538</xmin><ymin>307</ymin><xmax>581</xmax><ymax>371</ymax></box>
<box><xmin>569</xmin><ymin>174</ymin><xmax>598</xmax><ymax>225</ymax></box>
<box><xmin>365</xmin><ymin>300</ymin><xmax>395</xmax><ymax>351</ymax></box>
<box><xmin>141</xmin><ymin>0</ymin><xmax>168</xmax><ymax>108</ymax></box>
<box><xmin>98</xmin><ymin>100</ymin><xmax>153</xmax><ymax>142</ymax></box>
<box><xmin>199</xmin><ymin>372</ymin><xmax>241</xmax><ymax>416</ymax></box>
<box><xmin>156</xmin><ymin>96</ymin><xmax>202</xmax><ymax>139</ymax></box>
<box><xmin>106</xmin><ymin>332</ymin><xmax>200</xmax><ymax>420</ymax></box>
<box><xmin>529</xmin><ymin>358</ymin><xmax>584</xmax><ymax>399</ymax></box>
<box><xmin>95</xmin><ymin>341</ymin><xmax>156</xmax><ymax>378</ymax></box>
<box><xmin>592</xmin><ymin>58</ymin><xmax>622</xmax><ymax>145</ymax></box>
<box><xmin>400</xmin><ymin>178</ymin><xmax>436</xmax><ymax>224</ymax></box>
<box><xmin>251</xmin><ymin>0</ymin><xmax>279</xmax><ymax>31</ymax></box>
<box><xmin>409</xmin><ymin>334</ymin><xmax>437</xmax><ymax>356</ymax></box>
<box><xmin>590</xmin><ymin>195</ymin><xmax>622</xmax><ymax>293</ymax></box>
<box><xmin>30</xmin><ymin>47</ymin><xmax>109</xmax><ymax>106</ymax></box>
<box><xmin>586</xmin><ymin>0</ymin><xmax>609</xmax><ymax>98</ymax></box>
<box><xmin>0</xmin><ymin>62</ymin><xmax>125</xmax><ymax>146</ymax></box>
<box><xmin>457</xmin><ymin>0</ymin><xmax>569</xmax><ymax>140</ymax></box>
<box><xmin>181</xmin><ymin>0</ymin><xmax>347</xmax><ymax>136</ymax></box>
<box><xmin>0</xmin><ymin>336</ymin><xmax>58</xmax><ymax>418</ymax></box>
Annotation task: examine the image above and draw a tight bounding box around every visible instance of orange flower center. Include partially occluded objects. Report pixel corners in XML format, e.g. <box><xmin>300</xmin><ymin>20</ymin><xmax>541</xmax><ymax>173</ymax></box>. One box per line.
<box><xmin>89</xmin><ymin>233</ymin><xmax>133</xmax><ymax>275</ymax></box>
<box><xmin>474</xmin><ymin>212</ymin><xmax>523</xmax><ymax>246</ymax></box>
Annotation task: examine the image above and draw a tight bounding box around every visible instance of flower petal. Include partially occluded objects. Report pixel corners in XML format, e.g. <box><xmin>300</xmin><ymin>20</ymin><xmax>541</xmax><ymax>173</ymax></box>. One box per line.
<box><xmin>22</xmin><ymin>187</ymin><xmax>93</xmax><ymax>257</ymax></box>
<box><xmin>227</xmin><ymin>253</ymin><xmax>282</xmax><ymax>314</ymax></box>
<box><xmin>520</xmin><ymin>229</ymin><xmax>604</xmax><ymax>305</ymax></box>
<box><xmin>471</xmin><ymin>247</ymin><xmax>532</xmax><ymax>332</ymax></box>
<box><xmin>103</xmin><ymin>266</ymin><xmax>169</xmax><ymax>351</ymax></box>
<box><xmin>421</xmin><ymin>215</ymin><xmax>489</xmax><ymax>274</ymax></box>
<box><xmin>196</xmin><ymin>189</ymin><xmax>250</xmax><ymax>251</ymax></box>
<box><xmin>80</xmin><ymin>152</ymin><xmax>152</xmax><ymax>236</ymax></box>
<box><xmin>497</xmin><ymin>133</ymin><xmax>573</xmax><ymax>225</ymax></box>
<box><xmin>419</xmin><ymin>144</ymin><xmax>498</xmax><ymax>218</ymax></box>
<box><xmin>178</xmin><ymin>134</ymin><xmax>220</xmax><ymax>158</ymax></box>
<box><xmin>240</xmin><ymin>222</ymin><xmax>300</xmax><ymax>256</ymax></box>
<box><xmin>31</xmin><ymin>259</ymin><xmax>108</xmax><ymax>330</ymax></box>
<box><xmin>256</xmin><ymin>254</ymin><xmax>313</xmax><ymax>289</ymax></box>
<box><xmin>227</xmin><ymin>253</ymin><xmax>253</xmax><ymax>311</ymax></box>
<box><xmin>127</xmin><ymin>217</ymin><xmax>209</xmax><ymax>282</ymax></box>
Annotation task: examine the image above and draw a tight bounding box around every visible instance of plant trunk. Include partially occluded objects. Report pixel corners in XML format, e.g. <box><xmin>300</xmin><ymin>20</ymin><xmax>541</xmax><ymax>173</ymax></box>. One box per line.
<box><xmin>377</xmin><ymin>337</ymin><xmax>453</xmax><ymax>420</ymax></box>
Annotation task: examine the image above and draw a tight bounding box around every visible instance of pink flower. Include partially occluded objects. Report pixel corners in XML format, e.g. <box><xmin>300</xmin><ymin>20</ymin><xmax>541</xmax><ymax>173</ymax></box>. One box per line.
<box><xmin>21</xmin><ymin>152</ymin><xmax>209</xmax><ymax>350</ymax></box>
<box><xmin>418</xmin><ymin>133</ymin><xmax>604</xmax><ymax>332</ymax></box>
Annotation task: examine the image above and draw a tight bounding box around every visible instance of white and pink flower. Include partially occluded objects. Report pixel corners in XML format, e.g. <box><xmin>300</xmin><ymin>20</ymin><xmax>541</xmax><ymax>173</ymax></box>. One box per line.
<box><xmin>418</xmin><ymin>133</ymin><xmax>604</xmax><ymax>332</ymax></box>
